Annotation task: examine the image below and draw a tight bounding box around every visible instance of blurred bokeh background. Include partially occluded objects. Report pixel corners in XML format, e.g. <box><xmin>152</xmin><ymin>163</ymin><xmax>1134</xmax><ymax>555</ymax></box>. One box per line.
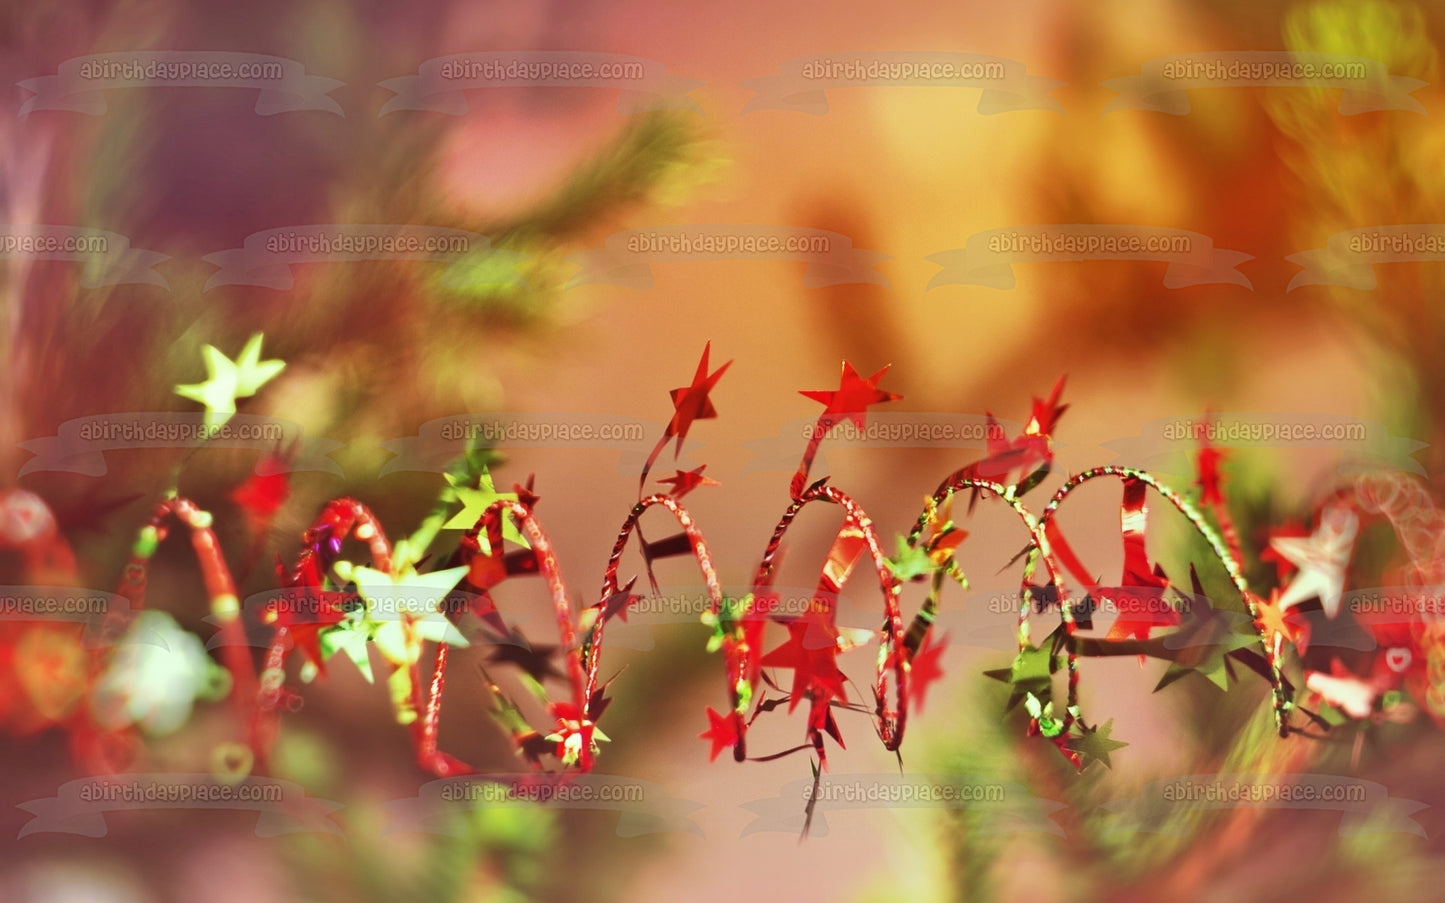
<box><xmin>5</xmin><ymin>0</ymin><xmax>1445</xmax><ymax>900</ymax></box>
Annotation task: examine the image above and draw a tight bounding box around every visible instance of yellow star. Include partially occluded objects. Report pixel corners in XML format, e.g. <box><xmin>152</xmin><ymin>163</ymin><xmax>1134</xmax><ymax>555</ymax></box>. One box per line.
<box><xmin>442</xmin><ymin>471</ymin><xmax>529</xmax><ymax>549</ymax></box>
<box><xmin>174</xmin><ymin>333</ymin><xmax>285</xmax><ymax>429</ymax></box>
<box><xmin>351</xmin><ymin>564</ymin><xmax>470</xmax><ymax>666</ymax></box>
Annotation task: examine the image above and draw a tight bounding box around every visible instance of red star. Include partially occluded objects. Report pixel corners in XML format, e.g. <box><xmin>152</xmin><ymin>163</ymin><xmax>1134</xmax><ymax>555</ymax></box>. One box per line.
<box><xmin>1099</xmin><ymin>569</ymin><xmax>1176</xmax><ymax>643</ymax></box>
<box><xmin>907</xmin><ymin>630</ymin><xmax>950</xmax><ymax>712</ymax></box>
<box><xmin>699</xmin><ymin>706</ymin><xmax>741</xmax><ymax>761</ymax></box>
<box><xmin>800</xmin><ymin>361</ymin><xmax>901</xmax><ymax>431</ymax></box>
<box><xmin>231</xmin><ymin>443</ymin><xmax>296</xmax><ymax>532</ymax></box>
<box><xmin>972</xmin><ymin>380</ymin><xmax>1066</xmax><ymax>485</ymax></box>
<box><xmin>1196</xmin><ymin>445</ymin><xmax>1226</xmax><ymax>506</ymax></box>
<box><xmin>761</xmin><ymin>618</ymin><xmax>849</xmax><ymax>720</ymax></box>
<box><xmin>666</xmin><ymin>342</ymin><xmax>731</xmax><ymax>456</ymax></box>
<box><xmin>600</xmin><ymin>576</ymin><xmax>641</xmax><ymax>623</ymax></box>
<box><xmin>1193</xmin><ymin>414</ymin><xmax>1226</xmax><ymax>506</ymax></box>
<box><xmin>467</xmin><ymin>546</ymin><xmax>511</xmax><ymax>594</ymax></box>
<box><xmin>657</xmin><ymin>465</ymin><xmax>719</xmax><ymax>500</ymax></box>
<box><xmin>547</xmin><ymin>701</ymin><xmax>599</xmax><ymax>769</ymax></box>
<box><xmin>1026</xmin><ymin>375</ymin><xmax>1069</xmax><ymax>437</ymax></box>
<box><xmin>1253</xmin><ymin>588</ymin><xmax>1308</xmax><ymax>649</ymax></box>
<box><xmin>512</xmin><ymin>474</ymin><xmax>541</xmax><ymax>509</ymax></box>
<box><xmin>463</xmin><ymin>540</ymin><xmax>537</xmax><ymax>596</ymax></box>
<box><xmin>264</xmin><ymin>586</ymin><xmax>351</xmax><ymax>672</ymax></box>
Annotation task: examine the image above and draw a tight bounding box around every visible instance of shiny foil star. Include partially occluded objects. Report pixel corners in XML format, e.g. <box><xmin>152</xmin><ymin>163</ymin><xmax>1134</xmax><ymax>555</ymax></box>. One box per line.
<box><xmin>1270</xmin><ymin>505</ymin><xmax>1359</xmax><ymax>619</ymax></box>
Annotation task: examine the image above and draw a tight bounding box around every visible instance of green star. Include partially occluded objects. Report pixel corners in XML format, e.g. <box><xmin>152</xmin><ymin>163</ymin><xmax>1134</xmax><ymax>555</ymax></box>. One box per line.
<box><xmin>318</xmin><ymin>616</ymin><xmax>375</xmax><ymax>682</ymax></box>
<box><xmin>1155</xmin><ymin>609</ymin><xmax>1261</xmax><ymax>693</ymax></box>
<box><xmin>886</xmin><ymin>535</ymin><xmax>935</xmax><ymax>582</ymax></box>
<box><xmin>1064</xmin><ymin>719</ymin><xmax>1128</xmax><ymax>769</ymax></box>
<box><xmin>985</xmin><ymin>625</ymin><xmax>1066</xmax><ymax>711</ymax></box>
<box><xmin>442</xmin><ymin>471</ymin><xmax>528</xmax><ymax>550</ymax></box>
<box><xmin>174</xmin><ymin>333</ymin><xmax>285</xmax><ymax>429</ymax></box>
<box><xmin>350</xmin><ymin>565</ymin><xmax>470</xmax><ymax>665</ymax></box>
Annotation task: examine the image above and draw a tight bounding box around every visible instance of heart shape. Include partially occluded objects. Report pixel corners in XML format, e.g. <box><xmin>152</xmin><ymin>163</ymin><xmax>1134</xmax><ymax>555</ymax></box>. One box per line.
<box><xmin>1386</xmin><ymin>647</ymin><xmax>1413</xmax><ymax>673</ymax></box>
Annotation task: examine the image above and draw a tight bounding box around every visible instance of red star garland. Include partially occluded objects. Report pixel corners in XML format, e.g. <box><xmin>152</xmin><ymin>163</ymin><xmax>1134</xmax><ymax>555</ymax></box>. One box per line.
<box><xmin>1297</xmin><ymin>476</ymin><xmax>1445</xmax><ymax>727</ymax></box>
<box><xmin>115</xmin><ymin>341</ymin><xmax>1445</xmax><ymax>816</ymax></box>
<box><xmin>668</xmin><ymin>343</ymin><xmax>731</xmax><ymax>451</ymax></box>
<box><xmin>757</xmin><ymin>521</ymin><xmax>881</xmax><ymax>736</ymax></box>
<box><xmin>793</xmin><ymin>361</ymin><xmax>901</xmax><ymax>498</ymax></box>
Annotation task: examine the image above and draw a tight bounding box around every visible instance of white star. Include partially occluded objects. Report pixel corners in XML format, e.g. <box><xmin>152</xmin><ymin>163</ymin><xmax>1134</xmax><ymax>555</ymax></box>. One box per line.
<box><xmin>1305</xmin><ymin>670</ymin><xmax>1376</xmax><ymax>719</ymax></box>
<box><xmin>350</xmin><ymin>565</ymin><xmax>470</xmax><ymax>665</ymax></box>
<box><xmin>1270</xmin><ymin>505</ymin><xmax>1358</xmax><ymax>619</ymax></box>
